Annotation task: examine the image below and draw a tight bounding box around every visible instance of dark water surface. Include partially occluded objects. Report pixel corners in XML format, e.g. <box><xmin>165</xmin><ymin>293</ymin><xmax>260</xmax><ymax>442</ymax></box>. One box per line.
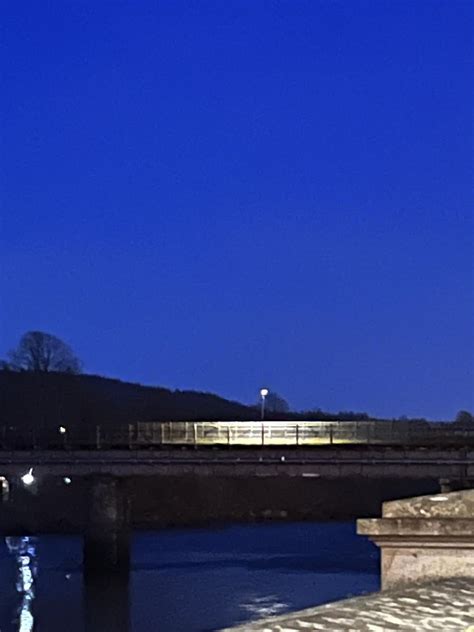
<box><xmin>0</xmin><ymin>523</ymin><xmax>379</xmax><ymax>632</ymax></box>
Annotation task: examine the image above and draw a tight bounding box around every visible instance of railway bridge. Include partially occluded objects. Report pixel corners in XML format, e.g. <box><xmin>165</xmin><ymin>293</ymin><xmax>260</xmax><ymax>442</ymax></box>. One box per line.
<box><xmin>1</xmin><ymin>420</ymin><xmax>473</xmax><ymax>575</ymax></box>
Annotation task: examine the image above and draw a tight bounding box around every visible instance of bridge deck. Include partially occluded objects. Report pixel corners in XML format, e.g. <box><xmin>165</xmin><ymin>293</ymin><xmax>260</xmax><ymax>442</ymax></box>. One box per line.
<box><xmin>0</xmin><ymin>446</ymin><xmax>473</xmax><ymax>479</ymax></box>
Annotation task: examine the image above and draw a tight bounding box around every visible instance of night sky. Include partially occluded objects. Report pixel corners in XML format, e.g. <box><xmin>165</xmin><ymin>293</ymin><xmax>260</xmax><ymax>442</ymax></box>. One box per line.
<box><xmin>1</xmin><ymin>1</ymin><xmax>472</xmax><ymax>419</ymax></box>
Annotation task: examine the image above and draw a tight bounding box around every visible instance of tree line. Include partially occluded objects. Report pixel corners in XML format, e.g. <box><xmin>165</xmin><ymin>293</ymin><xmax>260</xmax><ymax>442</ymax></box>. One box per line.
<box><xmin>1</xmin><ymin>330</ymin><xmax>472</xmax><ymax>424</ymax></box>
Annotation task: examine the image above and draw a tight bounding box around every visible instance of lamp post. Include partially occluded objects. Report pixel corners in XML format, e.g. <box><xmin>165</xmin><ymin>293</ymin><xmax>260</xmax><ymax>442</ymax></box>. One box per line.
<box><xmin>58</xmin><ymin>425</ymin><xmax>67</xmax><ymax>449</ymax></box>
<box><xmin>260</xmin><ymin>388</ymin><xmax>269</xmax><ymax>420</ymax></box>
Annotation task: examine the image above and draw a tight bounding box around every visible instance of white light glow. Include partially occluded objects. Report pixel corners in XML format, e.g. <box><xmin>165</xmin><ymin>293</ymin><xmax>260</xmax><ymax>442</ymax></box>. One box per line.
<box><xmin>19</xmin><ymin>605</ymin><xmax>34</xmax><ymax>632</ymax></box>
<box><xmin>21</xmin><ymin>469</ymin><xmax>34</xmax><ymax>486</ymax></box>
<box><xmin>58</xmin><ymin>426</ymin><xmax>67</xmax><ymax>434</ymax></box>
<box><xmin>260</xmin><ymin>388</ymin><xmax>269</xmax><ymax>398</ymax></box>
<box><xmin>20</xmin><ymin>556</ymin><xmax>33</xmax><ymax>591</ymax></box>
<box><xmin>63</xmin><ymin>477</ymin><xmax>72</xmax><ymax>485</ymax></box>
<box><xmin>241</xmin><ymin>594</ymin><xmax>289</xmax><ymax>618</ymax></box>
<box><xmin>6</xmin><ymin>536</ymin><xmax>37</xmax><ymax>632</ymax></box>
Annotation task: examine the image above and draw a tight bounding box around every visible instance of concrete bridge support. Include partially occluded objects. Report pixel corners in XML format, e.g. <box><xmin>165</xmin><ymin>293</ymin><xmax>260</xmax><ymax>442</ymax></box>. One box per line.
<box><xmin>83</xmin><ymin>475</ymin><xmax>130</xmax><ymax>573</ymax></box>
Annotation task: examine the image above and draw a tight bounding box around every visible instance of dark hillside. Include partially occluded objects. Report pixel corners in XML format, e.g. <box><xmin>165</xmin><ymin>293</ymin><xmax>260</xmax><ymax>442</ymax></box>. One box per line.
<box><xmin>0</xmin><ymin>370</ymin><xmax>254</xmax><ymax>430</ymax></box>
<box><xmin>0</xmin><ymin>371</ymin><xmax>383</xmax><ymax>434</ymax></box>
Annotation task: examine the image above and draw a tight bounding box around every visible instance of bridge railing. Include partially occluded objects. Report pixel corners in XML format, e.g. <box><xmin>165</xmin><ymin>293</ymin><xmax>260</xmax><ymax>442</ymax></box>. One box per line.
<box><xmin>1</xmin><ymin>420</ymin><xmax>474</xmax><ymax>449</ymax></box>
<box><xmin>136</xmin><ymin>421</ymin><xmax>474</xmax><ymax>448</ymax></box>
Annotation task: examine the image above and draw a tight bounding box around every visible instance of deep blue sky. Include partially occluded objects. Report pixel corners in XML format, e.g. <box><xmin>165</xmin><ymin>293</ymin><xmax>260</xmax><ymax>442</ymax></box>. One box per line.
<box><xmin>1</xmin><ymin>1</ymin><xmax>473</xmax><ymax>419</ymax></box>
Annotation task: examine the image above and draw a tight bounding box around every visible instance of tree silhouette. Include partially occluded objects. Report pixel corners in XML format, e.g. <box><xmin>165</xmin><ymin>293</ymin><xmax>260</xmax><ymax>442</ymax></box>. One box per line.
<box><xmin>264</xmin><ymin>391</ymin><xmax>290</xmax><ymax>413</ymax></box>
<box><xmin>8</xmin><ymin>331</ymin><xmax>82</xmax><ymax>374</ymax></box>
<box><xmin>454</xmin><ymin>410</ymin><xmax>473</xmax><ymax>425</ymax></box>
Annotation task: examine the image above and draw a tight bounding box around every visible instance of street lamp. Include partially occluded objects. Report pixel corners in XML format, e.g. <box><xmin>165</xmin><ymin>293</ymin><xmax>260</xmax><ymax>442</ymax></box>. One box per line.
<box><xmin>260</xmin><ymin>388</ymin><xmax>269</xmax><ymax>420</ymax></box>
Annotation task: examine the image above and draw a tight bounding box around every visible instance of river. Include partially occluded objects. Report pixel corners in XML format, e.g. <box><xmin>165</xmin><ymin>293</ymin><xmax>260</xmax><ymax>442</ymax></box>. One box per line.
<box><xmin>0</xmin><ymin>522</ymin><xmax>379</xmax><ymax>632</ymax></box>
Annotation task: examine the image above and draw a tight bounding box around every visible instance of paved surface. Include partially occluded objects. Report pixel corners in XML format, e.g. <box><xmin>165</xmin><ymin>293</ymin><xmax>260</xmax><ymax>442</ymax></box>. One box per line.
<box><xmin>221</xmin><ymin>578</ymin><xmax>474</xmax><ymax>631</ymax></box>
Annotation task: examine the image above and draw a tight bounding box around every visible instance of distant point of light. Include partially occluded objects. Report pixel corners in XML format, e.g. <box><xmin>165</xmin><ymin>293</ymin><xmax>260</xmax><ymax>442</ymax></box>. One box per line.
<box><xmin>21</xmin><ymin>469</ymin><xmax>35</xmax><ymax>486</ymax></box>
<box><xmin>58</xmin><ymin>426</ymin><xmax>67</xmax><ymax>434</ymax></box>
<box><xmin>260</xmin><ymin>388</ymin><xmax>269</xmax><ymax>398</ymax></box>
<box><xmin>63</xmin><ymin>477</ymin><xmax>72</xmax><ymax>485</ymax></box>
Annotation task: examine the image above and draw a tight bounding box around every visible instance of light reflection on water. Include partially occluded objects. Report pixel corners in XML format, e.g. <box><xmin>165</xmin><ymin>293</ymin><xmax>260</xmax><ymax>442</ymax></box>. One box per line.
<box><xmin>240</xmin><ymin>594</ymin><xmax>290</xmax><ymax>619</ymax></box>
<box><xmin>5</xmin><ymin>536</ymin><xmax>38</xmax><ymax>632</ymax></box>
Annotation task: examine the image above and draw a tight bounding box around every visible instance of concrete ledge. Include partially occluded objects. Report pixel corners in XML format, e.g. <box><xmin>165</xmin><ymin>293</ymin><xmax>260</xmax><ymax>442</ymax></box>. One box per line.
<box><xmin>358</xmin><ymin>517</ymin><xmax>474</xmax><ymax>538</ymax></box>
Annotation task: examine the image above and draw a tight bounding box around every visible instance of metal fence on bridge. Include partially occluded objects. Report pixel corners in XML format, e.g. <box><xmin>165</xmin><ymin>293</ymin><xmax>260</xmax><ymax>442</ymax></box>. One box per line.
<box><xmin>136</xmin><ymin>420</ymin><xmax>474</xmax><ymax>448</ymax></box>
<box><xmin>1</xmin><ymin>420</ymin><xmax>472</xmax><ymax>450</ymax></box>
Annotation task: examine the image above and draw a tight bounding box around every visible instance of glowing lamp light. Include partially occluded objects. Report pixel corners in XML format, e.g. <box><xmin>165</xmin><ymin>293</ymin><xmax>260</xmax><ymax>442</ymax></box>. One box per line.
<box><xmin>63</xmin><ymin>477</ymin><xmax>72</xmax><ymax>485</ymax></box>
<box><xmin>260</xmin><ymin>388</ymin><xmax>269</xmax><ymax>421</ymax></box>
<box><xmin>21</xmin><ymin>469</ymin><xmax>35</xmax><ymax>486</ymax></box>
<box><xmin>58</xmin><ymin>426</ymin><xmax>67</xmax><ymax>434</ymax></box>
